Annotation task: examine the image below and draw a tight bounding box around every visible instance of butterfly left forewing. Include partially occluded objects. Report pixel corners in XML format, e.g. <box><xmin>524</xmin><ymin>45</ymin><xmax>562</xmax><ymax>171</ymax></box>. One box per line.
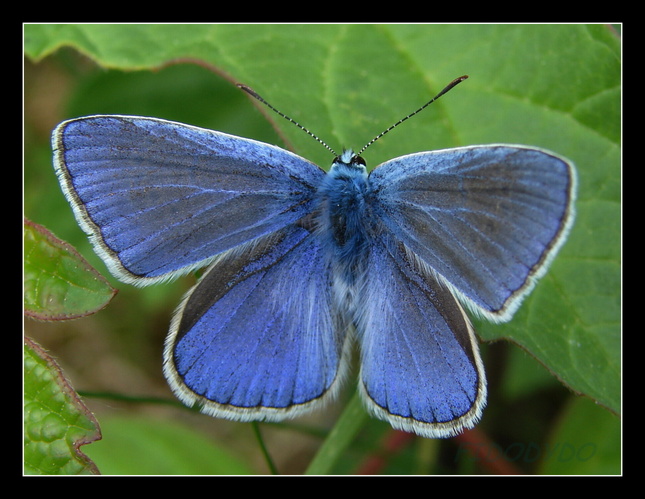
<box><xmin>52</xmin><ymin>115</ymin><xmax>324</xmax><ymax>285</ymax></box>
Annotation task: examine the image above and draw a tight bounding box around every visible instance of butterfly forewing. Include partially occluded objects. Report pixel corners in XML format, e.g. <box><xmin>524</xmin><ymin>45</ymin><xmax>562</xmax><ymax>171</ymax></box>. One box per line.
<box><xmin>369</xmin><ymin>145</ymin><xmax>576</xmax><ymax>321</ymax></box>
<box><xmin>52</xmin><ymin>116</ymin><xmax>325</xmax><ymax>284</ymax></box>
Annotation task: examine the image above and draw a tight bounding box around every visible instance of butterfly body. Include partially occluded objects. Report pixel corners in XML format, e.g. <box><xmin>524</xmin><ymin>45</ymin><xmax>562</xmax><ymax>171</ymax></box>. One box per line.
<box><xmin>316</xmin><ymin>150</ymin><xmax>371</xmax><ymax>289</ymax></box>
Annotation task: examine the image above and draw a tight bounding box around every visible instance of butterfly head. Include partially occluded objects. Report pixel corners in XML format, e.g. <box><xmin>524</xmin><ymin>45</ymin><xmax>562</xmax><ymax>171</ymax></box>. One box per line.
<box><xmin>333</xmin><ymin>149</ymin><xmax>367</xmax><ymax>174</ymax></box>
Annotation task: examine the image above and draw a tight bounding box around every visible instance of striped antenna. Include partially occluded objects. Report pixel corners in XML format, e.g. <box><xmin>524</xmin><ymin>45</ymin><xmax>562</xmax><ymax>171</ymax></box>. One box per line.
<box><xmin>357</xmin><ymin>75</ymin><xmax>468</xmax><ymax>156</ymax></box>
<box><xmin>237</xmin><ymin>84</ymin><xmax>339</xmax><ymax>157</ymax></box>
<box><xmin>239</xmin><ymin>76</ymin><xmax>467</xmax><ymax>159</ymax></box>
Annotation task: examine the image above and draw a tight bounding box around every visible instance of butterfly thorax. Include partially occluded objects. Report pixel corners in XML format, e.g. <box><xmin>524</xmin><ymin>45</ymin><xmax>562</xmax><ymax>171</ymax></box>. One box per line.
<box><xmin>315</xmin><ymin>149</ymin><xmax>371</xmax><ymax>270</ymax></box>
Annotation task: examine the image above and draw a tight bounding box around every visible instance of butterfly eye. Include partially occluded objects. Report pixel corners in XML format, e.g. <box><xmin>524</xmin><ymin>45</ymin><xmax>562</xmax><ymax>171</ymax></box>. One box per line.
<box><xmin>352</xmin><ymin>155</ymin><xmax>366</xmax><ymax>167</ymax></box>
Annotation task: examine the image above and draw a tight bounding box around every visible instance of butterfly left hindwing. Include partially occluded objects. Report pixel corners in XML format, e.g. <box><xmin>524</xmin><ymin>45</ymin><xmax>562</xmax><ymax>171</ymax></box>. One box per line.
<box><xmin>164</xmin><ymin>224</ymin><xmax>352</xmax><ymax>421</ymax></box>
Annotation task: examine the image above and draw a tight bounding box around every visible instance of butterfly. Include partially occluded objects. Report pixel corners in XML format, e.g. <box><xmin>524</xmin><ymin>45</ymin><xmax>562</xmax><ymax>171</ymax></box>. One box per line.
<box><xmin>51</xmin><ymin>76</ymin><xmax>576</xmax><ymax>438</ymax></box>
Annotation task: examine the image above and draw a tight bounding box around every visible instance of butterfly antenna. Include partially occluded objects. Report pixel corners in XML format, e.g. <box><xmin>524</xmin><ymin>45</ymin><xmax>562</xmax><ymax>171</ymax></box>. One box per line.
<box><xmin>357</xmin><ymin>75</ymin><xmax>469</xmax><ymax>156</ymax></box>
<box><xmin>237</xmin><ymin>84</ymin><xmax>338</xmax><ymax>156</ymax></box>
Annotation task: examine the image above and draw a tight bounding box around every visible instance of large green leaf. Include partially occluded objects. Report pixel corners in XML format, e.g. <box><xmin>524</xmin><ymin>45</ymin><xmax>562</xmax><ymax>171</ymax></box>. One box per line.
<box><xmin>82</xmin><ymin>417</ymin><xmax>253</xmax><ymax>475</ymax></box>
<box><xmin>538</xmin><ymin>396</ymin><xmax>620</xmax><ymax>475</ymax></box>
<box><xmin>24</xmin><ymin>338</ymin><xmax>101</xmax><ymax>474</ymax></box>
<box><xmin>25</xmin><ymin>24</ymin><xmax>621</xmax><ymax>473</ymax></box>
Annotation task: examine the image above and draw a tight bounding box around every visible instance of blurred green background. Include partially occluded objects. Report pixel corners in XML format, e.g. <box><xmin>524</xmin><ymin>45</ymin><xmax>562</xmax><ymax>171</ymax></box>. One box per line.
<box><xmin>24</xmin><ymin>24</ymin><xmax>621</xmax><ymax>475</ymax></box>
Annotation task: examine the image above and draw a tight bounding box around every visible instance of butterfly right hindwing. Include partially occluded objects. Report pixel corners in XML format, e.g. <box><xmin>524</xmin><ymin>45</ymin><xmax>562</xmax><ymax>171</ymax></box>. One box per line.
<box><xmin>356</xmin><ymin>235</ymin><xmax>486</xmax><ymax>438</ymax></box>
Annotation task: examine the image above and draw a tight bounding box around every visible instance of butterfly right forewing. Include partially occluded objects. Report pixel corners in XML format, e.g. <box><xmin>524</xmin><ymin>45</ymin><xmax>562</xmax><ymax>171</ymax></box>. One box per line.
<box><xmin>369</xmin><ymin>145</ymin><xmax>576</xmax><ymax>321</ymax></box>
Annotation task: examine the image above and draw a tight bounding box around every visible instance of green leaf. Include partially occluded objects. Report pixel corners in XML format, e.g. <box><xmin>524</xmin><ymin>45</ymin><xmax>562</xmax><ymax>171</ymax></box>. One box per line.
<box><xmin>24</xmin><ymin>219</ymin><xmax>116</xmax><ymax>320</ymax></box>
<box><xmin>25</xmin><ymin>23</ymin><xmax>621</xmax><ymax>472</ymax></box>
<box><xmin>82</xmin><ymin>417</ymin><xmax>254</xmax><ymax>475</ymax></box>
<box><xmin>538</xmin><ymin>396</ymin><xmax>621</xmax><ymax>475</ymax></box>
<box><xmin>24</xmin><ymin>337</ymin><xmax>101</xmax><ymax>475</ymax></box>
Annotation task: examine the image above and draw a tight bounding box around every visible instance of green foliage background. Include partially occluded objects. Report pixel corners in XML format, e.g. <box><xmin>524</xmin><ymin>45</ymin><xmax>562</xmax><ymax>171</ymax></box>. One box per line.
<box><xmin>24</xmin><ymin>23</ymin><xmax>621</xmax><ymax>475</ymax></box>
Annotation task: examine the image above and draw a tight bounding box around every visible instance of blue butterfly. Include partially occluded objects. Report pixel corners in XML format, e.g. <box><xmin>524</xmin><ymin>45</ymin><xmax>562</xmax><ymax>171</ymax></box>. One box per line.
<box><xmin>51</xmin><ymin>76</ymin><xmax>576</xmax><ymax>438</ymax></box>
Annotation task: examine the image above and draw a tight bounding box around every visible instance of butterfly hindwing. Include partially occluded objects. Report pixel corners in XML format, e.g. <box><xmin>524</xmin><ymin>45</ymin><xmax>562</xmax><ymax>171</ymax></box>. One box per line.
<box><xmin>163</xmin><ymin>223</ymin><xmax>351</xmax><ymax>421</ymax></box>
<box><xmin>356</xmin><ymin>236</ymin><xmax>486</xmax><ymax>438</ymax></box>
<box><xmin>369</xmin><ymin>145</ymin><xmax>576</xmax><ymax>320</ymax></box>
<box><xmin>52</xmin><ymin>116</ymin><xmax>325</xmax><ymax>284</ymax></box>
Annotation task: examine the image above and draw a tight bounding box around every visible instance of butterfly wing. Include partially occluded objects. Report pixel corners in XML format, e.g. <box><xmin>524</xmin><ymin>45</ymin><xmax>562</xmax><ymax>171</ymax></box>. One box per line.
<box><xmin>52</xmin><ymin>115</ymin><xmax>324</xmax><ymax>285</ymax></box>
<box><xmin>356</xmin><ymin>237</ymin><xmax>486</xmax><ymax>438</ymax></box>
<box><xmin>369</xmin><ymin>145</ymin><xmax>576</xmax><ymax>320</ymax></box>
<box><xmin>164</xmin><ymin>223</ymin><xmax>351</xmax><ymax>421</ymax></box>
